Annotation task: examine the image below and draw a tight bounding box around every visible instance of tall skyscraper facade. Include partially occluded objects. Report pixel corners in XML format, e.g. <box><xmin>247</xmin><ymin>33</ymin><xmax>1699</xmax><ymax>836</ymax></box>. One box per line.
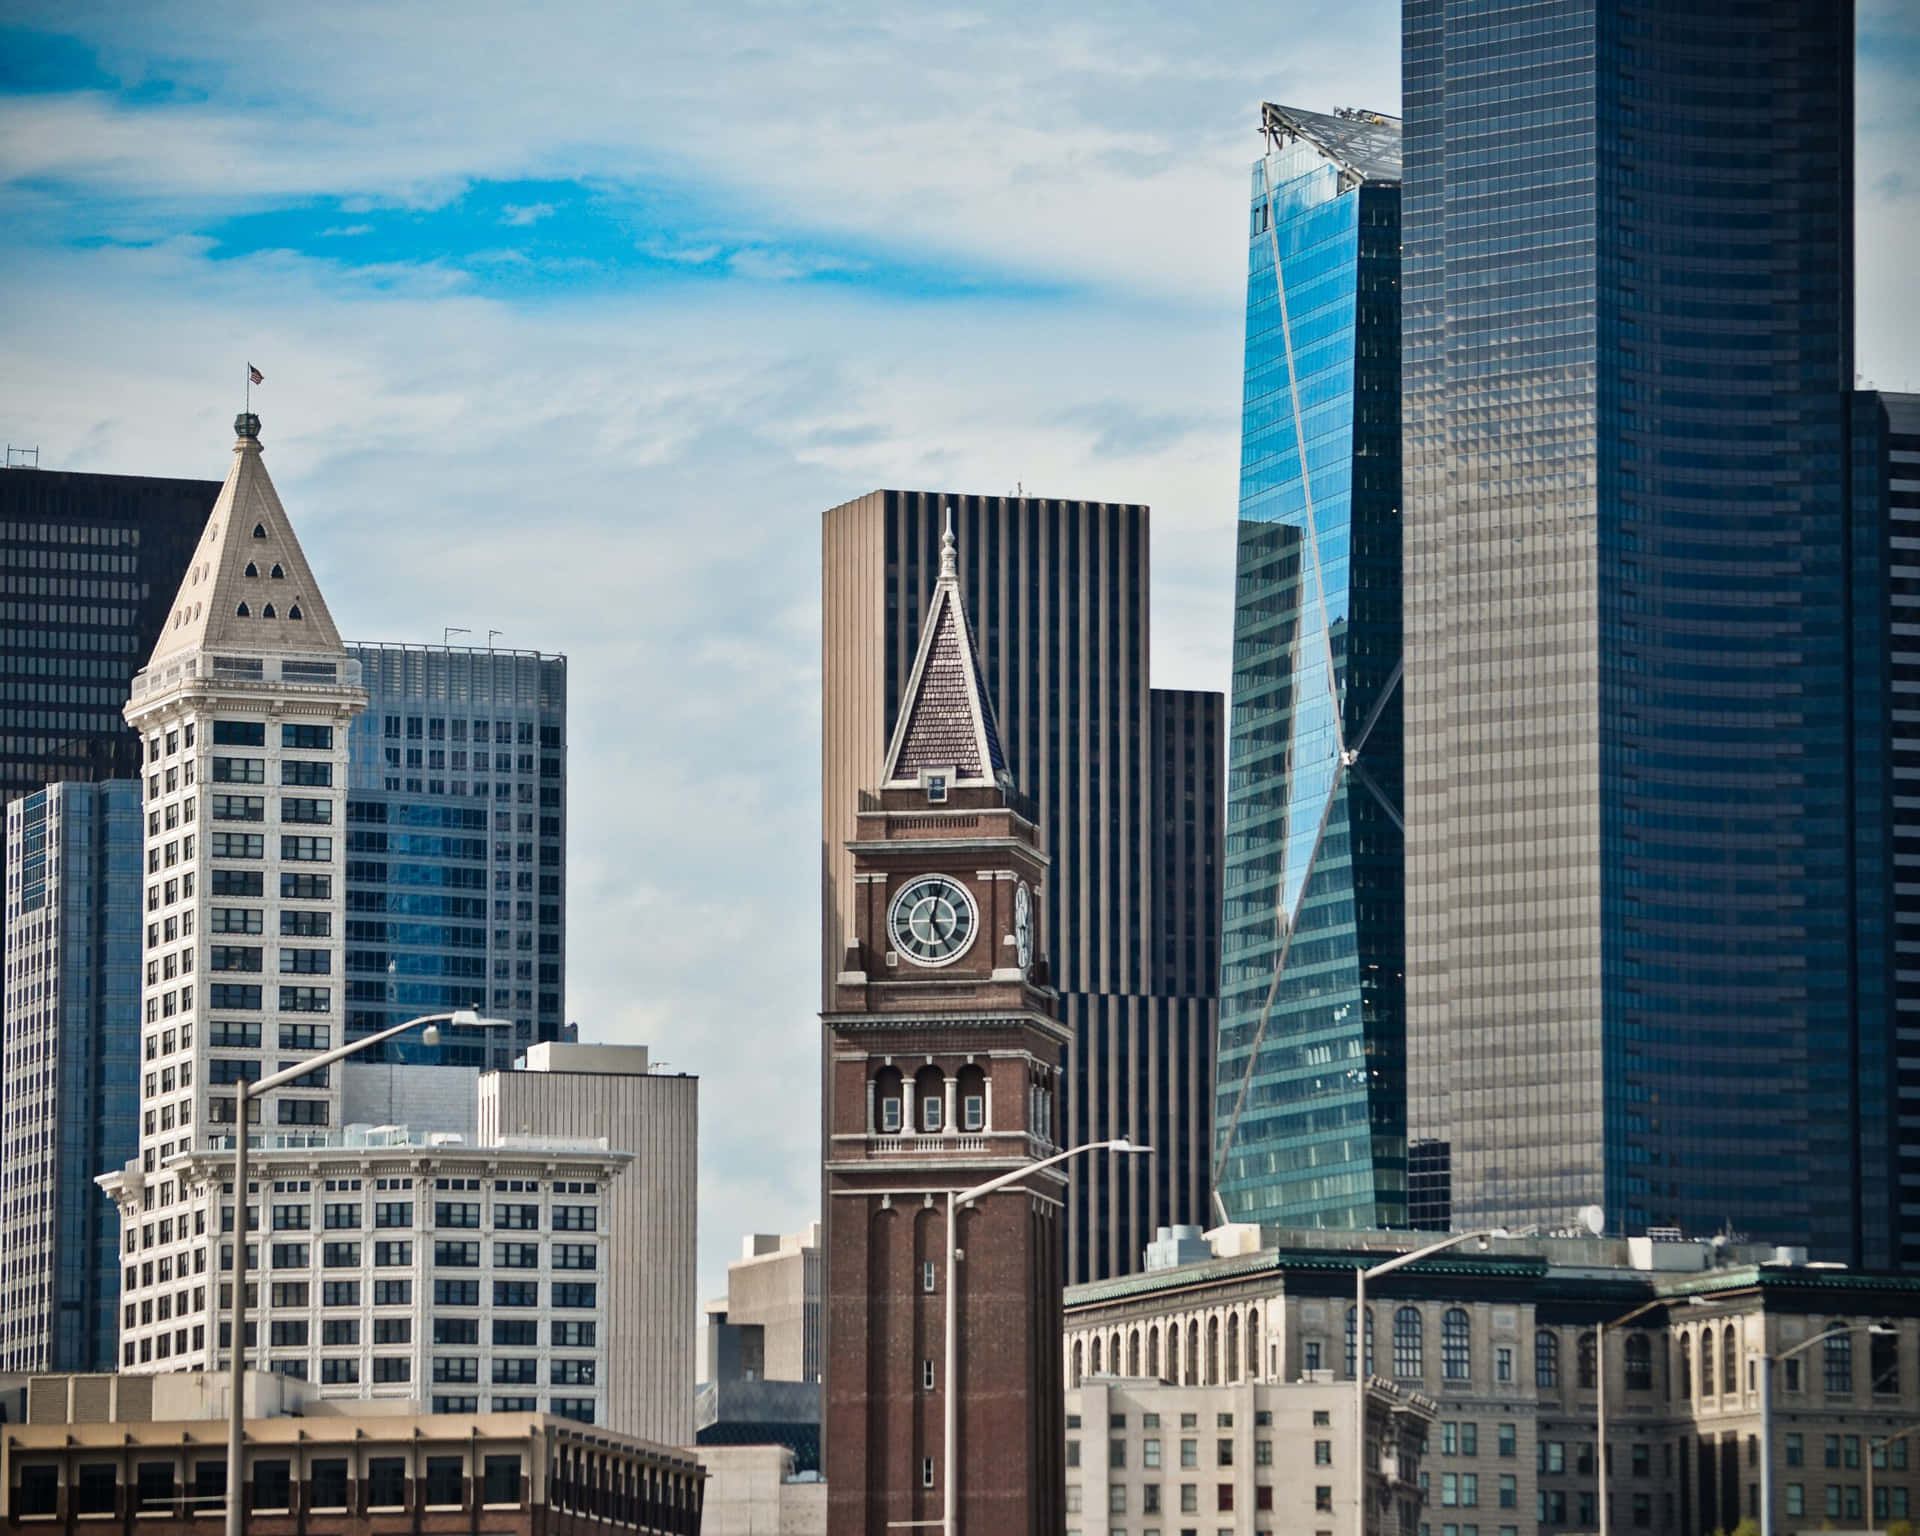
<box><xmin>822</xmin><ymin>491</ymin><xmax>1222</xmax><ymax>1284</ymax></box>
<box><xmin>0</xmin><ymin>780</ymin><xmax>142</xmax><ymax>1372</ymax></box>
<box><xmin>108</xmin><ymin>412</ymin><xmax>366</xmax><ymax>1373</ymax></box>
<box><xmin>1213</xmin><ymin>104</ymin><xmax>1406</xmax><ymax>1234</ymax></box>
<box><xmin>1</xmin><ymin>467</ymin><xmax>216</xmax><ymax>802</ymax></box>
<box><xmin>1851</xmin><ymin>389</ymin><xmax>1920</xmax><ymax>1269</ymax></box>
<box><xmin>1401</xmin><ymin>0</ymin><xmax>1863</xmax><ymax>1256</ymax></box>
<box><xmin>343</xmin><ymin>643</ymin><xmax>567</xmax><ymax>1066</ymax></box>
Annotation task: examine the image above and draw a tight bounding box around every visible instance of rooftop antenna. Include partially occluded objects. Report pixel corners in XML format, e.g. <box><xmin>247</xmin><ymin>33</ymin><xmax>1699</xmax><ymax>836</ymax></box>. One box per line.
<box><xmin>4</xmin><ymin>445</ymin><xmax>38</xmax><ymax>469</ymax></box>
<box><xmin>487</xmin><ymin>629</ymin><xmax>503</xmax><ymax>649</ymax></box>
<box><xmin>444</xmin><ymin>626</ymin><xmax>471</xmax><ymax>646</ymax></box>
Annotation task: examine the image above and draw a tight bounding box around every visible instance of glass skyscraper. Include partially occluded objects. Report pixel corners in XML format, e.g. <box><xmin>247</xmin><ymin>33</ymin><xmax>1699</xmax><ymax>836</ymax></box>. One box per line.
<box><xmin>1</xmin><ymin>781</ymin><xmax>142</xmax><ymax>1372</ymax></box>
<box><xmin>1402</xmin><ymin>0</ymin><xmax>1865</xmax><ymax>1257</ymax></box>
<box><xmin>1214</xmin><ymin>105</ymin><xmax>1405</xmax><ymax>1230</ymax></box>
<box><xmin>343</xmin><ymin>643</ymin><xmax>567</xmax><ymax>1067</ymax></box>
<box><xmin>1</xmin><ymin>468</ymin><xmax>215</xmax><ymax>802</ymax></box>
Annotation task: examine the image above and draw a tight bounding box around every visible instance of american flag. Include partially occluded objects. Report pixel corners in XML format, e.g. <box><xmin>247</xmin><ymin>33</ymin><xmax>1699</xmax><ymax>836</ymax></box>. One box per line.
<box><xmin>248</xmin><ymin>364</ymin><xmax>264</xmax><ymax>384</ymax></box>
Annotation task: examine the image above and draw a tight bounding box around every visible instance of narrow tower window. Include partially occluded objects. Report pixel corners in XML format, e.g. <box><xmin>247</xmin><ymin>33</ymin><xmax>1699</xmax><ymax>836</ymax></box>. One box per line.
<box><xmin>262</xmin><ymin>603</ymin><xmax>276</xmax><ymax>619</ymax></box>
<box><xmin>235</xmin><ymin>602</ymin><xmax>250</xmax><ymax>617</ymax></box>
<box><xmin>252</xmin><ymin>524</ymin><xmax>267</xmax><ymax>538</ymax></box>
<box><xmin>270</xmin><ymin>564</ymin><xmax>285</xmax><ymax>578</ymax></box>
<box><xmin>288</xmin><ymin>605</ymin><xmax>303</xmax><ymax>620</ymax></box>
<box><xmin>245</xmin><ymin>562</ymin><xmax>259</xmax><ymax>578</ymax></box>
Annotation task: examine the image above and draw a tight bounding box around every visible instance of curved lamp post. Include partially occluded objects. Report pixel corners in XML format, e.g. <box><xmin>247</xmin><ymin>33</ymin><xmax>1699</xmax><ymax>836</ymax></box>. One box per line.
<box><xmin>1352</xmin><ymin>1230</ymin><xmax>1508</xmax><ymax>1536</ymax></box>
<box><xmin>1759</xmin><ymin>1321</ymin><xmax>1898</xmax><ymax>1536</ymax></box>
<box><xmin>224</xmin><ymin>1008</ymin><xmax>509</xmax><ymax>1536</ymax></box>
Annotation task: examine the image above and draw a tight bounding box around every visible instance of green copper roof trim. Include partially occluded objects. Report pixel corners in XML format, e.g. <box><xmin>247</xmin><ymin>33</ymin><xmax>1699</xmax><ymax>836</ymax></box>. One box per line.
<box><xmin>1065</xmin><ymin>1248</ymin><xmax>1546</xmax><ymax>1309</ymax></box>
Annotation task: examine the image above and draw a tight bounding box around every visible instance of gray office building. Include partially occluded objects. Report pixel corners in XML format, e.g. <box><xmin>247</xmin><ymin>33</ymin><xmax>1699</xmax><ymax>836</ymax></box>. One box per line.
<box><xmin>1</xmin><ymin>468</ymin><xmax>215</xmax><ymax>802</ymax></box>
<box><xmin>0</xmin><ymin>781</ymin><xmax>143</xmax><ymax>1372</ymax></box>
<box><xmin>1402</xmin><ymin>0</ymin><xmax>1865</xmax><ymax>1257</ymax></box>
<box><xmin>343</xmin><ymin>644</ymin><xmax>567</xmax><ymax>1065</ymax></box>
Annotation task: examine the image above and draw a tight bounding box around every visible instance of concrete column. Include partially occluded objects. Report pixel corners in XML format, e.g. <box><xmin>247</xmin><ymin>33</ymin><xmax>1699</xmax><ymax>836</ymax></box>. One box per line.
<box><xmin>944</xmin><ymin>1076</ymin><xmax>957</xmax><ymax>1136</ymax></box>
<box><xmin>865</xmin><ymin>1077</ymin><xmax>875</xmax><ymax>1135</ymax></box>
<box><xmin>903</xmin><ymin>1079</ymin><xmax>915</xmax><ymax>1137</ymax></box>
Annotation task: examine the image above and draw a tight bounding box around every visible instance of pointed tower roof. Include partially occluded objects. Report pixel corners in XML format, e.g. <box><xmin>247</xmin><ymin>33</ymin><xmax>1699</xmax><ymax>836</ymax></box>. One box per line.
<box><xmin>881</xmin><ymin>509</ymin><xmax>1009</xmax><ymax>790</ymax></box>
<box><xmin>143</xmin><ymin>414</ymin><xmax>345</xmax><ymax>673</ymax></box>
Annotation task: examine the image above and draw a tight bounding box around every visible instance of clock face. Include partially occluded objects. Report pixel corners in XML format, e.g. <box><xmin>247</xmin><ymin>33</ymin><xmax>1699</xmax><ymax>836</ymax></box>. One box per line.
<box><xmin>888</xmin><ymin>875</ymin><xmax>977</xmax><ymax>967</ymax></box>
<box><xmin>1014</xmin><ymin>881</ymin><xmax>1033</xmax><ymax>972</ymax></box>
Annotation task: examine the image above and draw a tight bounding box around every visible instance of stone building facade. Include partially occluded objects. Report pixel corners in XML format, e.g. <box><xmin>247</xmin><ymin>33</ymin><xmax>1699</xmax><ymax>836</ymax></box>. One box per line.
<box><xmin>1065</xmin><ymin>1229</ymin><xmax>1920</xmax><ymax>1536</ymax></box>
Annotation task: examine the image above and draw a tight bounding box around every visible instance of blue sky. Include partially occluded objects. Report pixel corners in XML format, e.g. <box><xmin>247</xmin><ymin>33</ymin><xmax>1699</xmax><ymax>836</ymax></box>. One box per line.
<box><xmin>3</xmin><ymin>1</ymin><xmax>1917</xmax><ymax>1310</ymax></box>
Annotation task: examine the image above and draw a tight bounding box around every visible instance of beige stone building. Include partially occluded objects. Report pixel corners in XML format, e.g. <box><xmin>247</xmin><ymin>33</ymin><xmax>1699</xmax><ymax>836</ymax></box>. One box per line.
<box><xmin>1065</xmin><ymin>1227</ymin><xmax>1920</xmax><ymax>1536</ymax></box>
<box><xmin>1066</xmin><ymin>1374</ymin><xmax>1433</xmax><ymax>1536</ymax></box>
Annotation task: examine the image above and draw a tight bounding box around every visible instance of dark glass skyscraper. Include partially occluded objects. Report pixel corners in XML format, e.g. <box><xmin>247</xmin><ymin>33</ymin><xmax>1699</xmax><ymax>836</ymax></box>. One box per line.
<box><xmin>1214</xmin><ymin>105</ymin><xmax>1406</xmax><ymax>1232</ymax></box>
<box><xmin>1402</xmin><ymin>0</ymin><xmax>1864</xmax><ymax>1256</ymax></box>
<box><xmin>343</xmin><ymin>643</ymin><xmax>567</xmax><ymax>1066</ymax></box>
<box><xmin>1851</xmin><ymin>390</ymin><xmax>1920</xmax><ymax>1270</ymax></box>
<box><xmin>1</xmin><ymin>468</ymin><xmax>215</xmax><ymax>802</ymax></box>
<box><xmin>1</xmin><ymin>781</ymin><xmax>142</xmax><ymax>1372</ymax></box>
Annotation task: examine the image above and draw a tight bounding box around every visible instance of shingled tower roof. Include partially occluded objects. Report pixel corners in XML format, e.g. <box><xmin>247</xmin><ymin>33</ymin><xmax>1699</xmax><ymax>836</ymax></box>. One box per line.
<box><xmin>143</xmin><ymin>413</ymin><xmax>345</xmax><ymax>673</ymax></box>
<box><xmin>881</xmin><ymin>509</ymin><xmax>1009</xmax><ymax>790</ymax></box>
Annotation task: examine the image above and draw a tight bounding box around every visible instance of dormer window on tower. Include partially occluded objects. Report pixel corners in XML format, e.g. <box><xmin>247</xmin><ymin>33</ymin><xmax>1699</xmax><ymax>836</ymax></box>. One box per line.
<box><xmin>244</xmin><ymin>562</ymin><xmax>258</xmax><ymax>578</ymax></box>
<box><xmin>271</xmin><ymin>564</ymin><xmax>284</xmax><ymax>579</ymax></box>
<box><xmin>252</xmin><ymin>524</ymin><xmax>267</xmax><ymax>539</ymax></box>
<box><xmin>235</xmin><ymin>602</ymin><xmax>250</xmax><ymax>618</ymax></box>
<box><xmin>925</xmin><ymin>773</ymin><xmax>948</xmax><ymax>804</ymax></box>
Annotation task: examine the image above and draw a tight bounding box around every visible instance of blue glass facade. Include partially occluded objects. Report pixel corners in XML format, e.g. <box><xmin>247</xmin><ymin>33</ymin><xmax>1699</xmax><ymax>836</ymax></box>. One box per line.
<box><xmin>1215</xmin><ymin>107</ymin><xmax>1405</xmax><ymax>1230</ymax></box>
<box><xmin>1</xmin><ymin>780</ymin><xmax>141</xmax><ymax>1372</ymax></box>
<box><xmin>1402</xmin><ymin>0</ymin><xmax>1867</xmax><ymax>1257</ymax></box>
<box><xmin>343</xmin><ymin>645</ymin><xmax>566</xmax><ymax>1068</ymax></box>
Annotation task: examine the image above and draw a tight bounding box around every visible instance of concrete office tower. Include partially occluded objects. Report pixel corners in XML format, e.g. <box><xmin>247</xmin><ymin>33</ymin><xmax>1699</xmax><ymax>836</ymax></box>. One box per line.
<box><xmin>1214</xmin><ymin>104</ymin><xmax>1405</xmax><ymax>1233</ymax></box>
<box><xmin>1</xmin><ymin>782</ymin><xmax>142</xmax><ymax>1372</ymax></box>
<box><xmin>823</xmin><ymin>491</ymin><xmax>1223</xmax><ymax>1284</ymax></box>
<box><xmin>344</xmin><ymin>643</ymin><xmax>567</xmax><ymax>1065</ymax></box>
<box><xmin>479</xmin><ymin>1042</ymin><xmax>697</xmax><ymax>1448</ymax></box>
<box><xmin>109</xmin><ymin>412</ymin><xmax>367</xmax><ymax>1372</ymax></box>
<box><xmin>1851</xmin><ymin>390</ymin><xmax>1920</xmax><ymax>1269</ymax></box>
<box><xmin>2</xmin><ymin>466</ymin><xmax>216</xmax><ymax>801</ymax></box>
<box><xmin>1401</xmin><ymin>0</ymin><xmax>1864</xmax><ymax>1255</ymax></box>
<box><xmin>698</xmin><ymin>1224</ymin><xmax>823</xmax><ymax>1473</ymax></box>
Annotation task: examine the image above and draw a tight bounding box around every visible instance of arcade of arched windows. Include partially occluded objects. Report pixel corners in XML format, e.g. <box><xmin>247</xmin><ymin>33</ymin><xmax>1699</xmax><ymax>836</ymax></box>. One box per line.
<box><xmin>1064</xmin><ymin>1303</ymin><xmax>1266</xmax><ymax>1389</ymax></box>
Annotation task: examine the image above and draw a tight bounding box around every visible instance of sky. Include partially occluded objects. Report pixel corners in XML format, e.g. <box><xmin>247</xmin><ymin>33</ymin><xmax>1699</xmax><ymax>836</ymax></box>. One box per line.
<box><xmin>3</xmin><ymin>2</ymin><xmax>1918</xmax><ymax>1312</ymax></box>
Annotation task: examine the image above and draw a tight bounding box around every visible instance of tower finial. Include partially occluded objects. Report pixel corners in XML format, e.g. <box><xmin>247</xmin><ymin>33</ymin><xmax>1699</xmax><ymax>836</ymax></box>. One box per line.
<box><xmin>940</xmin><ymin>503</ymin><xmax>958</xmax><ymax>581</ymax></box>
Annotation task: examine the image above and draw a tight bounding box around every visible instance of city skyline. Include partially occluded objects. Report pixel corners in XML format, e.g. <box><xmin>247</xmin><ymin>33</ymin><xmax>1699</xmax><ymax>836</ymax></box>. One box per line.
<box><xmin>2</xmin><ymin>2</ymin><xmax>1919</xmax><ymax>1304</ymax></box>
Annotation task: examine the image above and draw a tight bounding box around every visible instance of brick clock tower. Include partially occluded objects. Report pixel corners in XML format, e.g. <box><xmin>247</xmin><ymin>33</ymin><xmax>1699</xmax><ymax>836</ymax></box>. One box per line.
<box><xmin>823</xmin><ymin>517</ymin><xmax>1070</xmax><ymax>1536</ymax></box>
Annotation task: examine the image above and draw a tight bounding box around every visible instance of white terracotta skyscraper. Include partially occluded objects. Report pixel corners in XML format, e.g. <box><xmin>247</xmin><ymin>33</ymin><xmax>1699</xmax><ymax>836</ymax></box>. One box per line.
<box><xmin>106</xmin><ymin>411</ymin><xmax>365</xmax><ymax>1372</ymax></box>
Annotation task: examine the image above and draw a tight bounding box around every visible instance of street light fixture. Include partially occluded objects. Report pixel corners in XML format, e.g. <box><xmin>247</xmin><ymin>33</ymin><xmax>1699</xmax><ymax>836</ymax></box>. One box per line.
<box><xmin>1351</xmin><ymin>1229</ymin><xmax>1509</xmax><ymax>1536</ymax></box>
<box><xmin>936</xmin><ymin>1137</ymin><xmax>1150</xmax><ymax>1536</ymax></box>
<box><xmin>1759</xmin><ymin>1321</ymin><xmax>1899</xmax><ymax>1536</ymax></box>
<box><xmin>1866</xmin><ymin>1418</ymin><xmax>1920</xmax><ymax>1532</ymax></box>
<box><xmin>1594</xmin><ymin>1296</ymin><xmax>1713</xmax><ymax>1536</ymax></box>
<box><xmin>222</xmin><ymin>1007</ymin><xmax>510</xmax><ymax>1536</ymax></box>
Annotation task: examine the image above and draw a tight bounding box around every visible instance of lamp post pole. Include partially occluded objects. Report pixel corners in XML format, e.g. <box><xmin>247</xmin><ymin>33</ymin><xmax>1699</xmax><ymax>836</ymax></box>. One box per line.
<box><xmin>939</xmin><ymin>1137</ymin><xmax>1149</xmax><ymax>1536</ymax></box>
<box><xmin>1758</xmin><ymin>1323</ymin><xmax>1897</xmax><ymax>1536</ymax></box>
<box><xmin>1595</xmin><ymin>1298</ymin><xmax>1684</xmax><ymax>1536</ymax></box>
<box><xmin>1351</xmin><ymin>1231</ymin><xmax>1507</xmax><ymax>1536</ymax></box>
<box><xmin>223</xmin><ymin>1008</ymin><xmax>507</xmax><ymax>1536</ymax></box>
<box><xmin>1866</xmin><ymin>1421</ymin><xmax>1920</xmax><ymax>1533</ymax></box>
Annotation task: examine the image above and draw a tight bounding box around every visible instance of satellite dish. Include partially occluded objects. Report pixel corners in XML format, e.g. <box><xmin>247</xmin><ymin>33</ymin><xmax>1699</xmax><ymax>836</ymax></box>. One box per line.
<box><xmin>1579</xmin><ymin>1205</ymin><xmax>1606</xmax><ymax>1237</ymax></box>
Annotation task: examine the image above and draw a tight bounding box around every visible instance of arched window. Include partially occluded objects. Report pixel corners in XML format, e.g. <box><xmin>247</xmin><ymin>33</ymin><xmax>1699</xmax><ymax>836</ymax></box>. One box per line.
<box><xmin>1247</xmin><ymin>1309</ymin><xmax>1261</xmax><ymax>1380</ymax></box>
<box><xmin>270</xmin><ymin>564</ymin><xmax>285</xmax><ymax>578</ymax></box>
<box><xmin>914</xmin><ymin>1065</ymin><xmax>945</xmax><ymax>1133</ymax></box>
<box><xmin>1825</xmin><ymin>1330</ymin><xmax>1853</xmax><ymax>1394</ymax></box>
<box><xmin>1226</xmin><ymin>1313</ymin><xmax>1240</xmax><ymax>1383</ymax></box>
<box><xmin>956</xmin><ymin>1063</ymin><xmax>987</xmax><ymax>1132</ymax></box>
<box><xmin>1206</xmin><ymin>1315</ymin><xmax>1220</xmax><ymax>1385</ymax></box>
<box><xmin>1535</xmin><ymin>1329</ymin><xmax>1560</xmax><ymax>1388</ymax></box>
<box><xmin>1110</xmin><ymin>1333</ymin><xmax>1122</xmax><ymax>1378</ymax></box>
<box><xmin>1679</xmin><ymin>1334</ymin><xmax>1692</xmax><ymax>1398</ymax></box>
<box><xmin>1701</xmin><ymin>1329</ymin><xmax>1715</xmax><ymax>1397</ymax></box>
<box><xmin>1128</xmin><ymin>1329</ymin><xmax>1141</xmax><ymax>1377</ymax></box>
<box><xmin>1442</xmin><ymin>1308</ymin><xmax>1471</xmax><ymax>1380</ymax></box>
<box><xmin>1722</xmin><ymin>1324</ymin><xmax>1738</xmax><ymax>1396</ymax></box>
<box><xmin>235</xmin><ymin>601</ymin><xmax>250</xmax><ymax>617</ymax></box>
<box><xmin>873</xmin><ymin>1066</ymin><xmax>904</xmax><ymax>1134</ymax></box>
<box><xmin>1393</xmin><ymin>1307</ymin><xmax>1424</xmax><ymax>1378</ymax></box>
<box><xmin>1167</xmin><ymin>1325</ymin><xmax>1180</xmax><ymax>1385</ymax></box>
<box><xmin>288</xmin><ymin>605</ymin><xmax>302</xmax><ymax>620</ymax></box>
<box><xmin>252</xmin><ymin>523</ymin><xmax>267</xmax><ymax>538</ymax></box>
<box><xmin>1346</xmin><ymin>1305</ymin><xmax>1375</xmax><ymax>1380</ymax></box>
<box><xmin>261</xmin><ymin>603</ymin><xmax>276</xmax><ymax>619</ymax></box>
<box><xmin>244</xmin><ymin>561</ymin><xmax>258</xmax><ymax>578</ymax></box>
<box><xmin>1147</xmin><ymin>1326</ymin><xmax>1160</xmax><ymax>1379</ymax></box>
<box><xmin>1578</xmin><ymin>1331</ymin><xmax>1597</xmax><ymax>1390</ymax></box>
<box><xmin>1071</xmin><ymin>1339</ymin><xmax>1083</xmax><ymax>1387</ymax></box>
<box><xmin>1089</xmin><ymin>1336</ymin><xmax>1102</xmax><ymax>1376</ymax></box>
<box><xmin>1185</xmin><ymin>1319</ymin><xmax>1199</xmax><ymax>1385</ymax></box>
<box><xmin>1625</xmin><ymin>1334</ymin><xmax>1652</xmax><ymax>1391</ymax></box>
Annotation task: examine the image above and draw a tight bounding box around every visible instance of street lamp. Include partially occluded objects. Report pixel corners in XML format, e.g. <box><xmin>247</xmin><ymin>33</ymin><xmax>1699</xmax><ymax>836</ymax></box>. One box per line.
<box><xmin>1759</xmin><ymin>1321</ymin><xmax>1899</xmax><ymax>1536</ymax></box>
<box><xmin>1866</xmin><ymin>1419</ymin><xmax>1920</xmax><ymax>1532</ymax></box>
<box><xmin>939</xmin><ymin>1137</ymin><xmax>1150</xmax><ymax>1536</ymax></box>
<box><xmin>222</xmin><ymin>1008</ymin><xmax>509</xmax><ymax>1536</ymax></box>
<box><xmin>1352</xmin><ymin>1230</ymin><xmax>1508</xmax><ymax>1536</ymax></box>
<box><xmin>1595</xmin><ymin>1296</ymin><xmax>1712</xmax><ymax>1536</ymax></box>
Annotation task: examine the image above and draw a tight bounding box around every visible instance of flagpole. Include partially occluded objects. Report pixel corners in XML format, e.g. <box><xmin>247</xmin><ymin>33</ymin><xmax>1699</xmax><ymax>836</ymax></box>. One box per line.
<box><xmin>245</xmin><ymin>363</ymin><xmax>250</xmax><ymax>416</ymax></box>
